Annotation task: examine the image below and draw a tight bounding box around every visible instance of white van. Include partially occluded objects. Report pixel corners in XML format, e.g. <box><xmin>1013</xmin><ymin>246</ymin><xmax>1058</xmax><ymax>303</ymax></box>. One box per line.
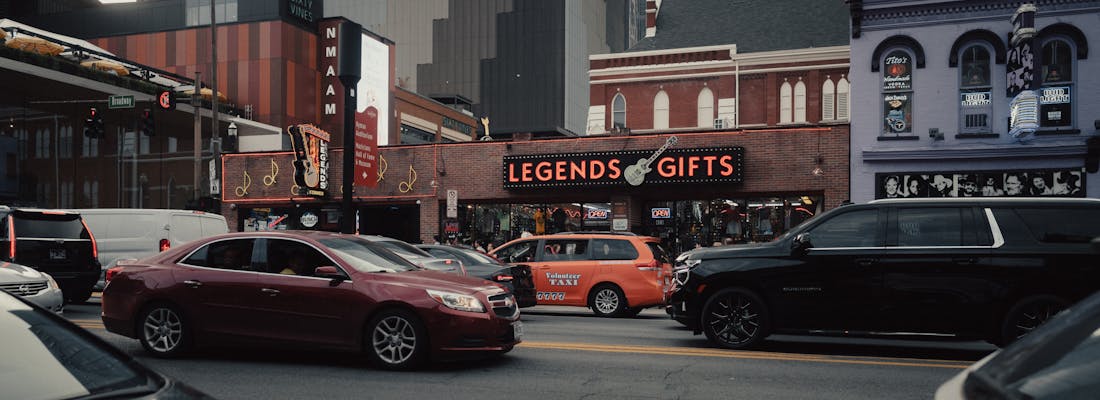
<box><xmin>68</xmin><ymin>209</ymin><xmax>229</xmax><ymax>288</ymax></box>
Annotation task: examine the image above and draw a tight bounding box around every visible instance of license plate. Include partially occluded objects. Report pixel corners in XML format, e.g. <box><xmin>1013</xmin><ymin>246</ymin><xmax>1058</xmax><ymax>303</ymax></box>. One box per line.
<box><xmin>49</xmin><ymin>248</ymin><xmax>67</xmax><ymax>260</ymax></box>
<box><xmin>512</xmin><ymin>321</ymin><xmax>524</xmax><ymax>340</ymax></box>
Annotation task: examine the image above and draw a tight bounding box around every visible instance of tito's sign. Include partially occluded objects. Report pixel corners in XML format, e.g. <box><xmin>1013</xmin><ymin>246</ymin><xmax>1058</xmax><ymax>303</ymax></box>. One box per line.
<box><xmin>503</xmin><ymin>146</ymin><xmax>744</xmax><ymax>189</ymax></box>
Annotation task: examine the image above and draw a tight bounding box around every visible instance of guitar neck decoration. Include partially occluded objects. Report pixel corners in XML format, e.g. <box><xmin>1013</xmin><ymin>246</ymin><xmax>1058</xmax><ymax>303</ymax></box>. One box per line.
<box><xmin>624</xmin><ymin>136</ymin><xmax>679</xmax><ymax>186</ymax></box>
<box><xmin>286</xmin><ymin>124</ymin><xmax>331</xmax><ymax>197</ymax></box>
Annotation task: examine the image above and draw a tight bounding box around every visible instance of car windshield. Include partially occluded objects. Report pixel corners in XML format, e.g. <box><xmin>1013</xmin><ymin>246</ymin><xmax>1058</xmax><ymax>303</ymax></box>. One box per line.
<box><xmin>964</xmin><ymin>292</ymin><xmax>1100</xmax><ymax>399</ymax></box>
<box><xmin>0</xmin><ymin>294</ymin><xmax>158</xmax><ymax>400</ymax></box>
<box><xmin>373</xmin><ymin>239</ymin><xmax>432</xmax><ymax>260</ymax></box>
<box><xmin>318</xmin><ymin>238</ymin><xmax>421</xmax><ymax>273</ymax></box>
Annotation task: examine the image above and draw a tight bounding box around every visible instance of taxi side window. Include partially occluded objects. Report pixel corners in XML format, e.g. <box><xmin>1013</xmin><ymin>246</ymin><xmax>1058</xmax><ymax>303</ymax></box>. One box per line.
<box><xmin>541</xmin><ymin>239</ymin><xmax>589</xmax><ymax>261</ymax></box>
<box><xmin>496</xmin><ymin>240</ymin><xmax>537</xmax><ymax>263</ymax></box>
<box><xmin>592</xmin><ymin>239</ymin><xmax>638</xmax><ymax>260</ymax></box>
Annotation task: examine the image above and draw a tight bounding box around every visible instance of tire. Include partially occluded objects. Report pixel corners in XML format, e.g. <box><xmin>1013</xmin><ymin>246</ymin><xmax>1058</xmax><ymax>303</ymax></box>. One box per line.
<box><xmin>365</xmin><ymin>309</ymin><xmax>428</xmax><ymax>371</ymax></box>
<box><xmin>999</xmin><ymin>295</ymin><xmax>1069</xmax><ymax>346</ymax></box>
<box><xmin>65</xmin><ymin>286</ymin><xmax>94</xmax><ymax>304</ymax></box>
<box><xmin>701</xmin><ymin>287</ymin><xmax>770</xmax><ymax>350</ymax></box>
<box><xmin>138</xmin><ymin>304</ymin><xmax>192</xmax><ymax>358</ymax></box>
<box><xmin>589</xmin><ymin>284</ymin><xmax>627</xmax><ymax>317</ymax></box>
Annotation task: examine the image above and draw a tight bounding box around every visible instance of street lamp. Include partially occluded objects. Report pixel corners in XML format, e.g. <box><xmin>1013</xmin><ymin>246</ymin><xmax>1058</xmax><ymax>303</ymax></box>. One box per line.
<box><xmin>226</xmin><ymin>122</ymin><xmax>238</xmax><ymax>152</ymax></box>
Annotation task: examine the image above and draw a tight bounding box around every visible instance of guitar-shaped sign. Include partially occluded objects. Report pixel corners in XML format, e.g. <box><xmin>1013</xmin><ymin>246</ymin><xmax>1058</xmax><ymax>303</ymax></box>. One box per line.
<box><xmin>288</xmin><ymin>126</ymin><xmax>321</xmax><ymax>188</ymax></box>
<box><xmin>623</xmin><ymin>136</ymin><xmax>679</xmax><ymax>186</ymax></box>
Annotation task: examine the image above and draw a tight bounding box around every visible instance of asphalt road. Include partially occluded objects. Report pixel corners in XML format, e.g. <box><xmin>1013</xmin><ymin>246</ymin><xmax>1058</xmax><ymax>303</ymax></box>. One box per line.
<box><xmin>65</xmin><ymin>296</ymin><xmax>996</xmax><ymax>400</ymax></box>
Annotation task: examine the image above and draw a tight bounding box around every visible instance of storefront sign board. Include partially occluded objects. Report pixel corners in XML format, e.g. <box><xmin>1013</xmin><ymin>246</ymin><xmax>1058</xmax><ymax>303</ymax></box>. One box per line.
<box><xmin>503</xmin><ymin>146</ymin><xmax>744</xmax><ymax>188</ymax></box>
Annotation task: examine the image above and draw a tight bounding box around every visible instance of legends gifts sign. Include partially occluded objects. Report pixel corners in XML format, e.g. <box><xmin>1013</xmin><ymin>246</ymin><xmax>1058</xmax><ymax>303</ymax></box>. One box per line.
<box><xmin>503</xmin><ymin>146</ymin><xmax>745</xmax><ymax>189</ymax></box>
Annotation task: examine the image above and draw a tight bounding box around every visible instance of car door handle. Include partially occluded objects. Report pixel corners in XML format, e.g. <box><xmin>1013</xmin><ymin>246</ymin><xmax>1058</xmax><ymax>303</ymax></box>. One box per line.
<box><xmin>952</xmin><ymin>257</ymin><xmax>977</xmax><ymax>265</ymax></box>
<box><xmin>183</xmin><ymin>280</ymin><xmax>202</xmax><ymax>288</ymax></box>
<box><xmin>261</xmin><ymin>288</ymin><xmax>280</xmax><ymax>296</ymax></box>
<box><xmin>855</xmin><ymin>258</ymin><xmax>877</xmax><ymax>267</ymax></box>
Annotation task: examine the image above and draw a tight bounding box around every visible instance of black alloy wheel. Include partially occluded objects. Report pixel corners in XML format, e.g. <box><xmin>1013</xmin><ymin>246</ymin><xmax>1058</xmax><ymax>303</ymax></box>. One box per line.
<box><xmin>589</xmin><ymin>284</ymin><xmax>628</xmax><ymax>317</ymax></box>
<box><xmin>366</xmin><ymin>309</ymin><xmax>428</xmax><ymax>370</ymax></box>
<box><xmin>701</xmin><ymin>287</ymin><xmax>770</xmax><ymax>350</ymax></box>
<box><xmin>999</xmin><ymin>295</ymin><xmax>1069</xmax><ymax>346</ymax></box>
<box><xmin>138</xmin><ymin>303</ymin><xmax>192</xmax><ymax>358</ymax></box>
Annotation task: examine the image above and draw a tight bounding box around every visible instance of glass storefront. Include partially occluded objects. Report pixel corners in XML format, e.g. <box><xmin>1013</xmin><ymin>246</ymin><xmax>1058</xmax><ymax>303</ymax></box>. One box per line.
<box><xmin>642</xmin><ymin>195</ymin><xmax>823</xmax><ymax>255</ymax></box>
<box><xmin>442</xmin><ymin>195</ymin><xmax>822</xmax><ymax>256</ymax></box>
<box><xmin>444</xmin><ymin>202</ymin><xmax>612</xmax><ymax>248</ymax></box>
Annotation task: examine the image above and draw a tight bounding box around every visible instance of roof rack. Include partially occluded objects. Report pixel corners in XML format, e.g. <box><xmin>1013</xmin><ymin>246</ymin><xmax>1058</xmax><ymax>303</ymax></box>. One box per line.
<box><xmin>552</xmin><ymin>231</ymin><xmax>638</xmax><ymax>236</ymax></box>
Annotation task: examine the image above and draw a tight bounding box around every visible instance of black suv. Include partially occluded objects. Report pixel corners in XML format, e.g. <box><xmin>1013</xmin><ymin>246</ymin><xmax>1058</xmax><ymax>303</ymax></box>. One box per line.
<box><xmin>667</xmin><ymin>198</ymin><xmax>1100</xmax><ymax>349</ymax></box>
<box><xmin>0</xmin><ymin>207</ymin><xmax>100</xmax><ymax>303</ymax></box>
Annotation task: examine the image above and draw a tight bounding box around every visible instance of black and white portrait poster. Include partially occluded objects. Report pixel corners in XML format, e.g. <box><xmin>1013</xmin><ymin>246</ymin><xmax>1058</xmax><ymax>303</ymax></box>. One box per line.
<box><xmin>876</xmin><ymin>169</ymin><xmax>1085</xmax><ymax>199</ymax></box>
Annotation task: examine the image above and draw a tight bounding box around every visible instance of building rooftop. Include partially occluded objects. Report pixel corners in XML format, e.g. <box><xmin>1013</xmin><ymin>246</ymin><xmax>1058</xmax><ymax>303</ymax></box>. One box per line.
<box><xmin>628</xmin><ymin>0</ymin><xmax>850</xmax><ymax>53</ymax></box>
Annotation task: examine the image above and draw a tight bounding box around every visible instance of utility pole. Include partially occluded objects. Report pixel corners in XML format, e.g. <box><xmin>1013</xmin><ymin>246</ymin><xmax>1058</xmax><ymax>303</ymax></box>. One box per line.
<box><xmin>193</xmin><ymin>71</ymin><xmax>202</xmax><ymax>203</ymax></box>
<box><xmin>210</xmin><ymin>0</ymin><xmax>220</xmax><ymax>207</ymax></box>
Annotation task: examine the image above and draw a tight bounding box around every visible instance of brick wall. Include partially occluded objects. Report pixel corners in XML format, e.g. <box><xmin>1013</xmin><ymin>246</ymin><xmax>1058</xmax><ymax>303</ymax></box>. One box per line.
<box><xmin>222</xmin><ymin>126</ymin><xmax>850</xmax><ymax>243</ymax></box>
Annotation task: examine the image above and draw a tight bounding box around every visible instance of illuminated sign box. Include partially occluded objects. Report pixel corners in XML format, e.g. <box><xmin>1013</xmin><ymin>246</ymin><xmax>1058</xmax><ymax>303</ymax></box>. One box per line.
<box><xmin>503</xmin><ymin>146</ymin><xmax>745</xmax><ymax>189</ymax></box>
<box><xmin>651</xmin><ymin>207</ymin><xmax>672</xmax><ymax>219</ymax></box>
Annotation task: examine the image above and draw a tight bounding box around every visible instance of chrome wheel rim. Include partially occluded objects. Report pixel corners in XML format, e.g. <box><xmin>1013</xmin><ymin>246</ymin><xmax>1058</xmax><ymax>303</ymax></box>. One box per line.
<box><xmin>706</xmin><ymin>293</ymin><xmax>760</xmax><ymax>346</ymax></box>
<box><xmin>372</xmin><ymin>316</ymin><xmax>417</xmax><ymax>365</ymax></box>
<box><xmin>594</xmin><ymin>289</ymin><xmax>620</xmax><ymax>314</ymax></box>
<box><xmin>1011</xmin><ymin>302</ymin><xmax>1063</xmax><ymax>340</ymax></box>
<box><xmin>143</xmin><ymin>308</ymin><xmax>183</xmax><ymax>353</ymax></box>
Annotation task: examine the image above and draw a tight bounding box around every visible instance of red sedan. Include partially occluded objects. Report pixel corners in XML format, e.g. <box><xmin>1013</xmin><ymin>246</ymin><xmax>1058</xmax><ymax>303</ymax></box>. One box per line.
<box><xmin>101</xmin><ymin>231</ymin><xmax>522</xmax><ymax>370</ymax></box>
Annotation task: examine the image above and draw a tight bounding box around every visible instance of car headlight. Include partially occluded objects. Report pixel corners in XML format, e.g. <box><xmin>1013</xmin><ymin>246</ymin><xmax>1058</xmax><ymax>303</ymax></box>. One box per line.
<box><xmin>426</xmin><ymin>289</ymin><xmax>486</xmax><ymax>313</ymax></box>
<box><xmin>44</xmin><ymin>273</ymin><xmax>59</xmax><ymax>289</ymax></box>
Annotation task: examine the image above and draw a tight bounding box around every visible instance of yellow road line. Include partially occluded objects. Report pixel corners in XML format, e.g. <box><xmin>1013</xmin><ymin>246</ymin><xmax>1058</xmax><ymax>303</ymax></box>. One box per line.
<box><xmin>518</xmin><ymin>341</ymin><xmax>970</xmax><ymax>369</ymax></box>
<box><xmin>61</xmin><ymin>320</ymin><xmax>970</xmax><ymax>369</ymax></box>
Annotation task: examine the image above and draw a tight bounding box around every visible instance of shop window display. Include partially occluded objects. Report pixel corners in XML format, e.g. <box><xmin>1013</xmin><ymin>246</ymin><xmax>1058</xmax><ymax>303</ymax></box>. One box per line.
<box><xmin>446</xmin><ymin>202</ymin><xmax>603</xmax><ymax>250</ymax></box>
<box><xmin>643</xmin><ymin>196</ymin><xmax>822</xmax><ymax>255</ymax></box>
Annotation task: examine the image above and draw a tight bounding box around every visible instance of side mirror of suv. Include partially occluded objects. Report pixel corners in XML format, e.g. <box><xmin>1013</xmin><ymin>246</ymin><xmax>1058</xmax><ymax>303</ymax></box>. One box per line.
<box><xmin>1092</xmin><ymin>236</ymin><xmax>1100</xmax><ymax>254</ymax></box>
<box><xmin>791</xmin><ymin>233</ymin><xmax>813</xmax><ymax>255</ymax></box>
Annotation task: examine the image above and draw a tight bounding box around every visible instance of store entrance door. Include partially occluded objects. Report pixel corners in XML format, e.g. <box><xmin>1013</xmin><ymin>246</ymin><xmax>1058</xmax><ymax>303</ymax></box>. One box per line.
<box><xmin>359</xmin><ymin>205</ymin><xmax>421</xmax><ymax>243</ymax></box>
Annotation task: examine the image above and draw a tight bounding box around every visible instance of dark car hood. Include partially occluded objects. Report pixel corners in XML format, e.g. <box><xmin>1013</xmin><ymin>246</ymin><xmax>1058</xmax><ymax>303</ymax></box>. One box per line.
<box><xmin>368</xmin><ymin>269</ymin><xmax>502</xmax><ymax>296</ymax></box>
<box><xmin>684</xmin><ymin>240</ymin><xmax>789</xmax><ymax>261</ymax></box>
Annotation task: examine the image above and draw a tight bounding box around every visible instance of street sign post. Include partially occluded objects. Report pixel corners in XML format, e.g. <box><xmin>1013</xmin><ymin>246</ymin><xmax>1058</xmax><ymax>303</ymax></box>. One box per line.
<box><xmin>446</xmin><ymin>190</ymin><xmax>458</xmax><ymax>218</ymax></box>
<box><xmin>108</xmin><ymin>95</ymin><xmax>135</xmax><ymax>109</ymax></box>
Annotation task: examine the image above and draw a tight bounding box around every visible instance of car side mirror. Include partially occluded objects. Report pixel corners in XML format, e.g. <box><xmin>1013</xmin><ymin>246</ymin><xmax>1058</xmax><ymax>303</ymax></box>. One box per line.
<box><xmin>1092</xmin><ymin>236</ymin><xmax>1100</xmax><ymax>253</ymax></box>
<box><xmin>314</xmin><ymin>266</ymin><xmax>347</xmax><ymax>286</ymax></box>
<box><xmin>791</xmin><ymin>233</ymin><xmax>813</xmax><ymax>255</ymax></box>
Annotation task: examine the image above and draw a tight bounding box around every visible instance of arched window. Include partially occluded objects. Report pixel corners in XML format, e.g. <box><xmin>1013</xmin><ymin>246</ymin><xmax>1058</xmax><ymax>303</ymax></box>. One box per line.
<box><xmin>779</xmin><ymin>80</ymin><xmax>792</xmax><ymax>123</ymax></box>
<box><xmin>1039</xmin><ymin>39</ymin><xmax>1074</xmax><ymax>128</ymax></box>
<box><xmin>958</xmin><ymin>44</ymin><xmax>992</xmax><ymax>133</ymax></box>
<box><xmin>881</xmin><ymin>49</ymin><xmax>914</xmax><ymax>135</ymax></box>
<box><xmin>837</xmin><ymin>76</ymin><xmax>850</xmax><ymax>121</ymax></box>
<box><xmin>612</xmin><ymin>93</ymin><xmax>626</xmax><ymax>129</ymax></box>
<box><xmin>821</xmin><ymin>77</ymin><xmax>835</xmax><ymax>121</ymax></box>
<box><xmin>794</xmin><ymin>79</ymin><xmax>807</xmax><ymax>123</ymax></box>
<box><xmin>697</xmin><ymin>87</ymin><xmax>714</xmax><ymax>128</ymax></box>
<box><xmin>653</xmin><ymin>90</ymin><xmax>670</xmax><ymax>129</ymax></box>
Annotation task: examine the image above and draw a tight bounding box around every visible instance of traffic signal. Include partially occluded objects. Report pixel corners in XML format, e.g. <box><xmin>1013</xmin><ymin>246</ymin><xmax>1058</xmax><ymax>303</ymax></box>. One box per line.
<box><xmin>83</xmin><ymin>107</ymin><xmax>104</xmax><ymax>138</ymax></box>
<box><xmin>140</xmin><ymin>108</ymin><xmax>155</xmax><ymax>136</ymax></box>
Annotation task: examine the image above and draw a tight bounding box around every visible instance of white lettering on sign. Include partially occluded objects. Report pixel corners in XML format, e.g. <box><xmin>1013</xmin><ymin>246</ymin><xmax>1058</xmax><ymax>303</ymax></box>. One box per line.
<box><xmin>961</xmin><ymin>92</ymin><xmax>992</xmax><ymax>107</ymax></box>
<box><xmin>885</xmin><ymin>56</ymin><xmax>908</xmax><ymax>65</ymax></box>
<box><xmin>325</xmin><ymin>84</ymin><xmax>335</xmax><ymax>96</ymax></box>
<box><xmin>1040</xmin><ymin>87</ymin><xmax>1070</xmax><ymax>104</ymax></box>
<box><xmin>325</xmin><ymin>65</ymin><xmax>335</xmax><ymax>77</ymax></box>
<box><xmin>546</xmin><ymin>273</ymin><xmax>581</xmax><ymax>286</ymax></box>
<box><xmin>325</xmin><ymin>46</ymin><xmax>336</xmax><ymax>58</ymax></box>
<box><xmin>324</xmin><ymin>103</ymin><xmax>336</xmax><ymax>115</ymax></box>
<box><xmin>884</xmin><ymin>94</ymin><xmax>908</xmax><ymax>102</ymax></box>
<box><xmin>325</xmin><ymin>27</ymin><xmax>336</xmax><ymax>39</ymax></box>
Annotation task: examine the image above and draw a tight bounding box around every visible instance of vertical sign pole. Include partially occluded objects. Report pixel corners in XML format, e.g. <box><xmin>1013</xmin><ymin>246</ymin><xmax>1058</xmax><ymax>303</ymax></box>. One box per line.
<box><xmin>337</xmin><ymin>22</ymin><xmax>362</xmax><ymax>234</ymax></box>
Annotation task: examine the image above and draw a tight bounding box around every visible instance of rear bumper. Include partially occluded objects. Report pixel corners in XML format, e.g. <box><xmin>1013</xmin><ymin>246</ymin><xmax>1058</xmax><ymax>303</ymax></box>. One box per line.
<box><xmin>50</xmin><ymin>271</ymin><xmax>100</xmax><ymax>292</ymax></box>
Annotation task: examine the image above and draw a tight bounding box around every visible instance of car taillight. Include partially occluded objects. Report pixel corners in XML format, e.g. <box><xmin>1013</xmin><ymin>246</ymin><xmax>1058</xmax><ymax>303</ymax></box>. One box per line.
<box><xmin>493</xmin><ymin>274</ymin><xmax>514</xmax><ymax>282</ymax></box>
<box><xmin>636</xmin><ymin>260</ymin><xmax>660</xmax><ymax>271</ymax></box>
<box><xmin>7</xmin><ymin>217</ymin><xmax>14</xmax><ymax>260</ymax></box>
<box><xmin>159</xmin><ymin>238</ymin><xmax>170</xmax><ymax>252</ymax></box>
<box><xmin>105</xmin><ymin>266</ymin><xmax>123</xmax><ymax>283</ymax></box>
<box><xmin>81</xmin><ymin>219</ymin><xmax>97</xmax><ymax>259</ymax></box>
